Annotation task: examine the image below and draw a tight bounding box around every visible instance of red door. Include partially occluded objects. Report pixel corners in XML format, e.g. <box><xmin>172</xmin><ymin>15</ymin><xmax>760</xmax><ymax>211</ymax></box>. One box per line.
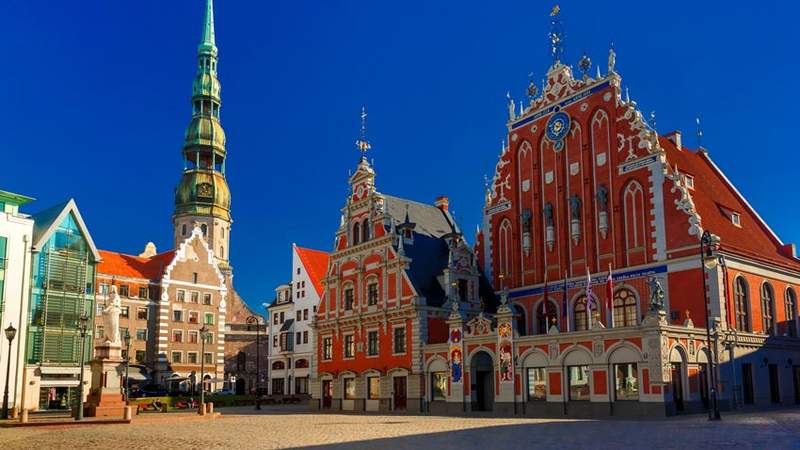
<box><xmin>322</xmin><ymin>380</ymin><xmax>332</xmax><ymax>409</ymax></box>
<box><xmin>393</xmin><ymin>376</ymin><xmax>407</xmax><ymax>410</ymax></box>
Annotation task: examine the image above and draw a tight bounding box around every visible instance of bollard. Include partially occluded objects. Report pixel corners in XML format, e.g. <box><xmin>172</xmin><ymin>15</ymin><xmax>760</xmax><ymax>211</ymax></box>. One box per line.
<box><xmin>123</xmin><ymin>406</ymin><xmax>132</xmax><ymax>421</ymax></box>
<box><xmin>206</xmin><ymin>402</ymin><xmax>213</xmax><ymax>415</ymax></box>
<box><xmin>20</xmin><ymin>409</ymin><xmax>28</xmax><ymax>424</ymax></box>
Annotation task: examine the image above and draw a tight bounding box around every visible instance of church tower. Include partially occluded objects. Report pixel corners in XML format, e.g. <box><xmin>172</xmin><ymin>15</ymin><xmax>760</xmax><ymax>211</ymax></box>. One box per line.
<box><xmin>173</xmin><ymin>0</ymin><xmax>232</xmax><ymax>274</ymax></box>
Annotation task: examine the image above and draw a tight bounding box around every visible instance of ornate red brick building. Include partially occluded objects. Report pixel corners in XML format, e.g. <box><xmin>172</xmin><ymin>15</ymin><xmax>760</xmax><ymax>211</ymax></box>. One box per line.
<box><xmin>310</xmin><ymin>112</ymin><xmax>492</xmax><ymax>412</ymax></box>
<box><xmin>455</xmin><ymin>16</ymin><xmax>800</xmax><ymax>416</ymax></box>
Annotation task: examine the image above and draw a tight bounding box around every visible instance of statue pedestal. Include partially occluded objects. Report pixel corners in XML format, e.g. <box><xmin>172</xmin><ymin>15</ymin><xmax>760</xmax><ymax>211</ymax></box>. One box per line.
<box><xmin>84</xmin><ymin>341</ymin><xmax>128</xmax><ymax>418</ymax></box>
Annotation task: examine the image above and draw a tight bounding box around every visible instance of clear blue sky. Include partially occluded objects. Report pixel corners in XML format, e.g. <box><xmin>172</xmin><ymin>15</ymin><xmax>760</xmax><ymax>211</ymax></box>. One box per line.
<box><xmin>3</xmin><ymin>1</ymin><xmax>798</xmax><ymax>312</ymax></box>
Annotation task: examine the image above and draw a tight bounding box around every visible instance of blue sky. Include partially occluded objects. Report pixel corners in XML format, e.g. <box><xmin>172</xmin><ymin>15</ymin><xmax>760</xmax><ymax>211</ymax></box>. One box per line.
<box><xmin>3</xmin><ymin>1</ymin><xmax>798</xmax><ymax>312</ymax></box>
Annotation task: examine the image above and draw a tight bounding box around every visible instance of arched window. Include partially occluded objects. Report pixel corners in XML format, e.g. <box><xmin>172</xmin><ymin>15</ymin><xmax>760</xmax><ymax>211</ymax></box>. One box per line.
<box><xmin>786</xmin><ymin>288</ymin><xmax>797</xmax><ymax>337</ymax></box>
<box><xmin>352</xmin><ymin>222</ymin><xmax>361</xmax><ymax>246</ymax></box>
<box><xmin>761</xmin><ymin>282</ymin><xmax>775</xmax><ymax>335</ymax></box>
<box><xmin>514</xmin><ymin>305</ymin><xmax>527</xmax><ymax>336</ymax></box>
<box><xmin>536</xmin><ymin>300</ymin><xmax>557</xmax><ymax>335</ymax></box>
<box><xmin>219</xmin><ymin>246</ymin><xmax>224</xmax><ymax>259</ymax></box>
<box><xmin>573</xmin><ymin>296</ymin><xmax>589</xmax><ymax>331</ymax></box>
<box><xmin>362</xmin><ymin>218</ymin><xmax>370</xmax><ymax>243</ymax></box>
<box><xmin>200</xmin><ymin>223</ymin><xmax>208</xmax><ymax>236</ymax></box>
<box><xmin>613</xmin><ymin>288</ymin><xmax>638</xmax><ymax>327</ymax></box>
<box><xmin>272</xmin><ymin>361</ymin><xmax>285</xmax><ymax>370</ymax></box>
<box><xmin>734</xmin><ymin>277</ymin><xmax>751</xmax><ymax>332</ymax></box>
<box><xmin>181</xmin><ymin>224</ymin><xmax>187</xmax><ymax>236</ymax></box>
<box><xmin>623</xmin><ymin>181</ymin><xmax>646</xmax><ymax>264</ymax></box>
<box><xmin>498</xmin><ymin>219</ymin><xmax>512</xmax><ymax>282</ymax></box>
<box><xmin>295</xmin><ymin>359</ymin><xmax>309</xmax><ymax>369</ymax></box>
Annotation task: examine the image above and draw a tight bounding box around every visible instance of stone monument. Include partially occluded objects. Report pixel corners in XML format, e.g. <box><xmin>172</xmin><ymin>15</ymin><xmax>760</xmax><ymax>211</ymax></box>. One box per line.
<box><xmin>85</xmin><ymin>285</ymin><xmax>130</xmax><ymax>418</ymax></box>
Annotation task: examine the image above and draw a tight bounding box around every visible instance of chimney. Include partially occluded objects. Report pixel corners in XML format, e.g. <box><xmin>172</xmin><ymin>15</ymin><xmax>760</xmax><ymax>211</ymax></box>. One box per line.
<box><xmin>435</xmin><ymin>196</ymin><xmax>449</xmax><ymax>211</ymax></box>
<box><xmin>665</xmin><ymin>130</ymin><xmax>682</xmax><ymax>149</ymax></box>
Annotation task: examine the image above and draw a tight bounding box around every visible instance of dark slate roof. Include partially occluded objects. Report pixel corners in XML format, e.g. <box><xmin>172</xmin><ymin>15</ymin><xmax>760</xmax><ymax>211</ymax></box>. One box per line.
<box><xmin>382</xmin><ymin>196</ymin><xmax>459</xmax><ymax>307</ymax></box>
<box><xmin>279</xmin><ymin>318</ymin><xmax>295</xmax><ymax>332</ymax></box>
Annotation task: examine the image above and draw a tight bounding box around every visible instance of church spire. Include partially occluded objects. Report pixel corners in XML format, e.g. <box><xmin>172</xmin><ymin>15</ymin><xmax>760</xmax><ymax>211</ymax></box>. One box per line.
<box><xmin>199</xmin><ymin>0</ymin><xmax>217</xmax><ymax>55</ymax></box>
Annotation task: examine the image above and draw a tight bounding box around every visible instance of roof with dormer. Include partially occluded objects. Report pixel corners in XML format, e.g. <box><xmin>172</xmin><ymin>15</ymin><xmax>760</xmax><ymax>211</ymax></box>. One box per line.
<box><xmin>660</xmin><ymin>137</ymin><xmax>800</xmax><ymax>271</ymax></box>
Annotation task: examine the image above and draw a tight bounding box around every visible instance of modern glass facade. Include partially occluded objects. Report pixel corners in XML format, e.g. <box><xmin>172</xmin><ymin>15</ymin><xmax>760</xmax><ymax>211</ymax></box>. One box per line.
<box><xmin>26</xmin><ymin>212</ymin><xmax>96</xmax><ymax>365</ymax></box>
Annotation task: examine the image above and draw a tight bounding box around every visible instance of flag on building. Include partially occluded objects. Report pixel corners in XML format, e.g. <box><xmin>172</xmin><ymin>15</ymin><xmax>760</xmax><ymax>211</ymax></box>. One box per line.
<box><xmin>585</xmin><ymin>269</ymin><xmax>593</xmax><ymax>327</ymax></box>
<box><xmin>606</xmin><ymin>264</ymin><xmax>614</xmax><ymax>328</ymax></box>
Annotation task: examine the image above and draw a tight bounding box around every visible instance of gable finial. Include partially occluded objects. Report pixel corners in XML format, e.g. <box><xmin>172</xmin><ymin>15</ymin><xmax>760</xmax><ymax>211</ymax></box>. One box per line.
<box><xmin>355</xmin><ymin>106</ymin><xmax>371</xmax><ymax>157</ymax></box>
<box><xmin>696</xmin><ymin>116</ymin><xmax>704</xmax><ymax>148</ymax></box>
<box><xmin>608</xmin><ymin>41</ymin><xmax>616</xmax><ymax>73</ymax></box>
<box><xmin>548</xmin><ymin>5</ymin><xmax>565</xmax><ymax>65</ymax></box>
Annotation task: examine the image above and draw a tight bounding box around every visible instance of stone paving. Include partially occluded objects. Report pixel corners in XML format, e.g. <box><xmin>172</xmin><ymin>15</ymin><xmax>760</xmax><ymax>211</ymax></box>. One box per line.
<box><xmin>2</xmin><ymin>406</ymin><xmax>799</xmax><ymax>449</ymax></box>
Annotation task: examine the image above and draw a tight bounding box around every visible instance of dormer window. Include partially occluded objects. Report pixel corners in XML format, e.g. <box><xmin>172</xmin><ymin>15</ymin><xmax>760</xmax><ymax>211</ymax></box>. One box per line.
<box><xmin>684</xmin><ymin>174</ymin><xmax>695</xmax><ymax>189</ymax></box>
<box><xmin>731</xmin><ymin>212</ymin><xmax>741</xmax><ymax>227</ymax></box>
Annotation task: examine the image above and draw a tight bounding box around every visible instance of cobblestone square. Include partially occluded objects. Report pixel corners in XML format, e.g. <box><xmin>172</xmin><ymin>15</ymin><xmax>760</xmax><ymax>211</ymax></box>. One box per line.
<box><xmin>3</xmin><ymin>407</ymin><xmax>799</xmax><ymax>449</ymax></box>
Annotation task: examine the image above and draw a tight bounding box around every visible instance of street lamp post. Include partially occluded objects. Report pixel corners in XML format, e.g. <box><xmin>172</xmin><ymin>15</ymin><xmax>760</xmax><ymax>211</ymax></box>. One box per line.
<box><xmin>123</xmin><ymin>330</ymin><xmax>131</xmax><ymax>403</ymax></box>
<box><xmin>246</xmin><ymin>315</ymin><xmax>261</xmax><ymax>410</ymax></box>
<box><xmin>75</xmin><ymin>314</ymin><xmax>89</xmax><ymax>421</ymax></box>
<box><xmin>700</xmin><ymin>230</ymin><xmax>722</xmax><ymax>421</ymax></box>
<box><xmin>2</xmin><ymin>323</ymin><xmax>17</xmax><ymax>420</ymax></box>
<box><xmin>199</xmin><ymin>324</ymin><xmax>210</xmax><ymax>415</ymax></box>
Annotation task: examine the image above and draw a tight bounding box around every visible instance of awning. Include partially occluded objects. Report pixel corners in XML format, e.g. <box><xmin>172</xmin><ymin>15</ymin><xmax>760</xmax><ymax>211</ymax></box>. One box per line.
<box><xmin>280</xmin><ymin>319</ymin><xmax>295</xmax><ymax>332</ymax></box>
<box><xmin>124</xmin><ymin>366</ymin><xmax>151</xmax><ymax>382</ymax></box>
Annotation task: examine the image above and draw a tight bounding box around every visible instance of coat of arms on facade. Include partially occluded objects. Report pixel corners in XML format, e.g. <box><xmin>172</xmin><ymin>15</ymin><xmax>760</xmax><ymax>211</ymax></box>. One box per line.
<box><xmin>467</xmin><ymin>313</ymin><xmax>492</xmax><ymax>336</ymax></box>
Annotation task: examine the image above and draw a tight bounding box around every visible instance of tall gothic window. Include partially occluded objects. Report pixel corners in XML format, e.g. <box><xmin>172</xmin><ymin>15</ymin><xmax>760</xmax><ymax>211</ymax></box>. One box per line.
<box><xmin>514</xmin><ymin>305</ymin><xmax>527</xmax><ymax>336</ymax></box>
<box><xmin>498</xmin><ymin>219</ymin><xmax>512</xmax><ymax>282</ymax></box>
<box><xmin>623</xmin><ymin>181</ymin><xmax>646</xmax><ymax>263</ymax></box>
<box><xmin>786</xmin><ymin>288</ymin><xmax>797</xmax><ymax>337</ymax></box>
<box><xmin>613</xmin><ymin>288</ymin><xmax>638</xmax><ymax>327</ymax></box>
<box><xmin>761</xmin><ymin>282</ymin><xmax>775</xmax><ymax>335</ymax></box>
<box><xmin>536</xmin><ymin>300</ymin><xmax>557</xmax><ymax>335</ymax></box>
<box><xmin>352</xmin><ymin>222</ymin><xmax>361</xmax><ymax>246</ymax></box>
<box><xmin>734</xmin><ymin>277</ymin><xmax>751</xmax><ymax>332</ymax></box>
<box><xmin>573</xmin><ymin>296</ymin><xmax>588</xmax><ymax>331</ymax></box>
<box><xmin>362</xmin><ymin>218</ymin><xmax>370</xmax><ymax>242</ymax></box>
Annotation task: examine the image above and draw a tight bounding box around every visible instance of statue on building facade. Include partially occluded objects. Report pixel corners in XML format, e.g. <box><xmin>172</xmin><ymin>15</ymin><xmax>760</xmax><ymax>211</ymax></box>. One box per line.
<box><xmin>648</xmin><ymin>277</ymin><xmax>666</xmax><ymax>313</ymax></box>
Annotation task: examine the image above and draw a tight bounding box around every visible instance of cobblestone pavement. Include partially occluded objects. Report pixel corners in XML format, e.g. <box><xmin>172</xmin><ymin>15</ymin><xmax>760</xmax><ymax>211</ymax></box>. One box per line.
<box><xmin>3</xmin><ymin>406</ymin><xmax>799</xmax><ymax>449</ymax></box>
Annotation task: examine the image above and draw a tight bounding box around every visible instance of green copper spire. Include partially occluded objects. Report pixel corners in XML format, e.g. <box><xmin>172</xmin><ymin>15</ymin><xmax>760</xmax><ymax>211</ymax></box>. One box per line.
<box><xmin>199</xmin><ymin>0</ymin><xmax>217</xmax><ymax>55</ymax></box>
<box><xmin>174</xmin><ymin>0</ymin><xmax>232</xmax><ymax>265</ymax></box>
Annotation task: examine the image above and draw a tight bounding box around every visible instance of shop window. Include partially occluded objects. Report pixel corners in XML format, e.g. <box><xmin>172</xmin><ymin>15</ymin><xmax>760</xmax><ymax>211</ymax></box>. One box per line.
<box><xmin>344</xmin><ymin>378</ymin><xmax>356</xmax><ymax>399</ymax></box>
<box><xmin>614</xmin><ymin>363</ymin><xmax>639</xmax><ymax>401</ymax></box>
<box><xmin>527</xmin><ymin>367</ymin><xmax>546</xmax><ymax>401</ymax></box>
<box><xmin>431</xmin><ymin>372</ymin><xmax>447</xmax><ymax>400</ymax></box>
<box><xmin>568</xmin><ymin>365</ymin><xmax>590</xmax><ymax>401</ymax></box>
<box><xmin>368</xmin><ymin>376</ymin><xmax>380</xmax><ymax>400</ymax></box>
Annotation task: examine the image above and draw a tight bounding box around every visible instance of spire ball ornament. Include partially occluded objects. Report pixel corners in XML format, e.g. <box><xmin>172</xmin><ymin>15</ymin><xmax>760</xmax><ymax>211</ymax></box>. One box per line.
<box><xmin>548</xmin><ymin>5</ymin><xmax>565</xmax><ymax>64</ymax></box>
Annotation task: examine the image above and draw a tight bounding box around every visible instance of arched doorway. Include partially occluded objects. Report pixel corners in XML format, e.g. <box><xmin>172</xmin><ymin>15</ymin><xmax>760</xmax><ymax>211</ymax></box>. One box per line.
<box><xmin>670</xmin><ymin>346</ymin><xmax>687</xmax><ymax>413</ymax></box>
<box><xmin>470</xmin><ymin>351</ymin><xmax>495</xmax><ymax>411</ymax></box>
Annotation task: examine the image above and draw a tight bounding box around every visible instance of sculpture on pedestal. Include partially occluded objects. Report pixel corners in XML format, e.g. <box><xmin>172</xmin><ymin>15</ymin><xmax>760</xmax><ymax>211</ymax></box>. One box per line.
<box><xmin>103</xmin><ymin>285</ymin><xmax>122</xmax><ymax>345</ymax></box>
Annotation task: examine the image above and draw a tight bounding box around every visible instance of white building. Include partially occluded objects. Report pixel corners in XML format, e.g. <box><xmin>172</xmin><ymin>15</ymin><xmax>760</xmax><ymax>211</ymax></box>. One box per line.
<box><xmin>0</xmin><ymin>190</ymin><xmax>34</xmax><ymax>417</ymax></box>
<box><xmin>267</xmin><ymin>244</ymin><xmax>328</xmax><ymax>397</ymax></box>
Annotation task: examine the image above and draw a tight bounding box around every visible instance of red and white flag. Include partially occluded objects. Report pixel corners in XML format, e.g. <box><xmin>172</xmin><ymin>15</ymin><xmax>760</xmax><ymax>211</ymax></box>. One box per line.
<box><xmin>606</xmin><ymin>264</ymin><xmax>614</xmax><ymax>328</ymax></box>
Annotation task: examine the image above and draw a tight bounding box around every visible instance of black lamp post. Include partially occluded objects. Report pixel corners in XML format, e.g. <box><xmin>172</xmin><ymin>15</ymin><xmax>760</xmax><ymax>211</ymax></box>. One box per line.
<box><xmin>246</xmin><ymin>315</ymin><xmax>261</xmax><ymax>410</ymax></box>
<box><xmin>2</xmin><ymin>323</ymin><xmax>17</xmax><ymax>420</ymax></box>
<box><xmin>199</xmin><ymin>324</ymin><xmax>210</xmax><ymax>415</ymax></box>
<box><xmin>75</xmin><ymin>313</ymin><xmax>89</xmax><ymax>421</ymax></box>
<box><xmin>123</xmin><ymin>330</ymin><xmax>131</xmax><ymax>403</ymax></box>
<box><xmin>700</xmin><ymin>230</ymin><xmax>722</xmax><ymax>421</ymax></box>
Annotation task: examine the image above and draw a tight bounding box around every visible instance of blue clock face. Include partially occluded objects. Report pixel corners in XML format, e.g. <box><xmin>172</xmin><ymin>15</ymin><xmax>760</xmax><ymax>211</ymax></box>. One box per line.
<box><xmin>545</xmin><ymin>111</ymin><xmax>570</xmax><ymax>143</ymax></box>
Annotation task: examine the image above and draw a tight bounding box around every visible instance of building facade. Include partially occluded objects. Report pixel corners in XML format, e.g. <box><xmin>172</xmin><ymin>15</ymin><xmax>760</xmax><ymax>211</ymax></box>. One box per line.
<box><xmin>268</xmin><ymin>244</ymin><xmax>329</xmax><ymax>396</ymax></box>
<box><xmin>0</xmin><ymin>190</ymin><xmax>35</xmax><ymax>417</ymax></box>
<box><xmin>454</xmin><ymin>18</ymin><xmax>800</xmax><ymax>416</ymax></box>
<box><xmin>23</xmin><ymin>199</ymin><xmax>100</xmax><ymax>411</ymax></box>
<box><xmin>310</xmin><ymin>120</ymin><xmax>491</xmax><ymax>412</ymax></box>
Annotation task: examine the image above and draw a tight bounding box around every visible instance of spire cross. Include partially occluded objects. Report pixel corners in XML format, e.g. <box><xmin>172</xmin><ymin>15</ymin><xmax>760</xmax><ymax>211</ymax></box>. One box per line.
<box><xmin>356</xmin><ymin>106</ymin><xmax>371</xmax><ymax>155</ymax></box>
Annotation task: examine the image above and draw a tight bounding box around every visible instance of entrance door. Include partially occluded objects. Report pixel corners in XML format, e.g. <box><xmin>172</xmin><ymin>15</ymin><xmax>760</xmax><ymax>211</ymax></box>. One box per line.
<box><xmin>793</xmin><ymin>366</ymin><xmax>800</xmax><ymax>405</ymax></box>
<box><xmin>235</xmin><ymin>378</ymin><xmax>246</xmax><ymax>395</ymax></box>
<box><xmin>475</xmin><ymin>370</ymin><xmax>494</xmax><ymax>411</ymax></box>
<box><xmin>769</xmin><ymin>364</ymin><xmax>780</xmax><ymax>404</ymax></box>
<box><xmin>393</xmin><ymin>376</ymin><xmax>407</xmax><ymax>410</ymax></box>
<box><xmin>698</xmin><ymin>365</ymin><xmax>709</xmax><ymax>410</ymax></box>
<box><xmin>671</xmin><ymin>363</ymin><xmax>684</xmax><ymax>412</ymax></box>
<box><xmin>322</xmin><ymin>380</ymin><xmax>332</xmax><ymax>409</ymax></box>
<box><xmin>742</xmin><ymin>363</ymin><xmax>754</xmax><ymax>404</ymax></box>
